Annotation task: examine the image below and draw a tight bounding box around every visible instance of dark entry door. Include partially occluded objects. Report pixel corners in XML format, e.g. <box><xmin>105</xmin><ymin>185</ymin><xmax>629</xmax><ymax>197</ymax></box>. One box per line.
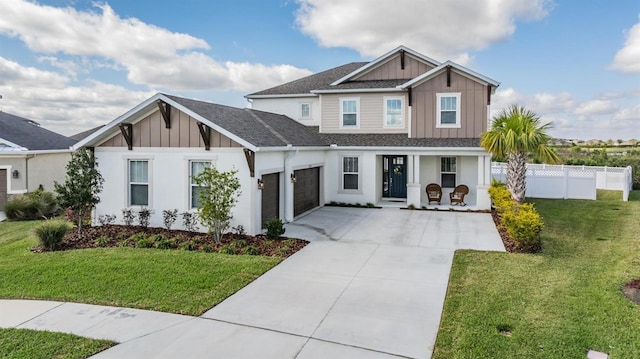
<box><xmin>261</xmin><ymin>173</ymin><xmax>280</xmax><ymax>228</ymax></box>
<box><xmin>382</xmin><ymin>156</ymin><xmax>407</xmax><ymax>198</ymax></box>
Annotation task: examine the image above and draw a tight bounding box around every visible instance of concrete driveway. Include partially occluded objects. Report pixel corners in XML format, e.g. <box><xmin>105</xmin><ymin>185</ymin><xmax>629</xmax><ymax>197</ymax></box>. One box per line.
<box><xmin>89</xmin><ymin>207</ymin><xmax>503</xmax><ymax>359</ymax></box>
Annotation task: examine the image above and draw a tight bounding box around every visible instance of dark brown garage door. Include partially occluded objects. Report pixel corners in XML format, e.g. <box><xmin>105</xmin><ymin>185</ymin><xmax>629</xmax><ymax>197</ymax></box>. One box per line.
<box><xmin>294</xmin><ymin>167</ymin><xmax>320</xmax><ymax>217</ymax></box>
<box><xmin>261</xmin><ymin>173</ymin><xmax>280</xmax><ymax>228</ymax></box>
<box><xmin>0</xmin><ymin>169</ymin><xmax>7</xmax><ymax>211</ymax></box>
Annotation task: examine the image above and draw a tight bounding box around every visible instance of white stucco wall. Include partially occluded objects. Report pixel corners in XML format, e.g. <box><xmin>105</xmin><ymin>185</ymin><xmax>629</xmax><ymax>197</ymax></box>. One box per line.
<box><xmin>0</xmin><ymin>156</ymin><xmax>27</xmax><ymax>194</ymax></box>
<box><xmin>250</xmin><ymin>97</ymin><xmax>321</xmax><ymax>126</ymax></box>
<box><xmin>324</xmin><ymin>151</ymin><xmax>379</xmax><ymax>205</ymax></box>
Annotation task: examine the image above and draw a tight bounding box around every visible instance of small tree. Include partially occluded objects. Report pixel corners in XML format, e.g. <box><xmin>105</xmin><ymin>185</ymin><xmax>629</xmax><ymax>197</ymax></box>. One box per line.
<box><xmin>193</xmin><ymin>167</ymin><xmax>241</xmax><ymax>244</ymax></box>
<box><xmin>54</xmin><ymin>148</ymin><xmax>104</xmax><ymax>239</ymax></box>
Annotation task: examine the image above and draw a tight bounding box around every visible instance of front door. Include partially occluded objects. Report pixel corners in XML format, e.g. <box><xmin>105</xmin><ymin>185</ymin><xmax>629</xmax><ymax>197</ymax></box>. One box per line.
<box><xmin>382</xmin><ymin>156</ymin><xmax>407</xmax><ymax>198</ymax></box>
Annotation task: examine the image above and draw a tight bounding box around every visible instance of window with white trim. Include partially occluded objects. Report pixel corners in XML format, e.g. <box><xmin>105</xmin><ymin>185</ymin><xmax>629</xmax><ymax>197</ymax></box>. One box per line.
<box><xmin>341</xmin><ymin>98</ymin><xmax>359</xmax><ymax>127</ymax></box>
<box><xmin>342</xmin><ymin>156</ymin><xmax>359</xmax><ymax>190</ymax></box>
<box><xmin>190</xmin><ymin>161</ymin><xmax>211</xmax><ymax>208</ymax></box>
<box><xmin>384</xmin><ymin>97</ymin><xmax>403</xmax><ymax>127</ymax></box>
<box><xmin>436</xmin><ymin>93</ymin><xmax>461</xmax><ymax>128</ymax></box>
<box><xmin>300</xmin><ymin>103</ymin><xmax>310</xmax><ymax>119</ymax></box>
<box><xmin>441</xmin><ymin>157</ymin><xmax>457</xmax><ymax>188</ymax></box>
<box><xmin>129</xmin><ymin>160</ymin><xmax>149</xmax><ymax>206</ymax></box>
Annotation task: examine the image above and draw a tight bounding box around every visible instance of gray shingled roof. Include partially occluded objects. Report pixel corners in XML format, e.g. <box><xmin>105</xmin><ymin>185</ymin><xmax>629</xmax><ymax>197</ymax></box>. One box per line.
<box><xmin>164</xmin><ymin>95</ymin><xmax>327</xmax><ymax>147</ymax></box>
<box><xmin>71</xmin><ymin>125</ymin><xmax>104</xmax><ymax>141</ymax></box>
<box><xmin>313</xmin><ymin>79</ymin><xmax>407</xmax><ymax>91</ymax></box>
<box><xmin>0</xmin><ymin>111</ymin><xmax>76</xmax><ymax>150</ymax></box>
<box><xmin>246</xmin><ymin>62</ymin><xmax>368</xmax><ymax>97</ymax></box>
<box><xmin>318</xmin><ymin>133</ymin><xmax>481</xmax><ymax>147</ymax></box>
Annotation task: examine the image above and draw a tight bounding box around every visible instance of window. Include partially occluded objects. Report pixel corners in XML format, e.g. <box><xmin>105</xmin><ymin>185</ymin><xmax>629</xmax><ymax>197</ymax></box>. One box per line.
<box><xmin>436</xmin><ymin>93</ymin><xmax>461</xmax><ymax>128</ymax></box>
<box><xmin>190</xmin><ymin>161</ymin><xmax>211</xmax><ymax>208</ymax></box>
<box><xmin>341</xmin><ymin>98</ymin><xmax>359</xmax><ymax>127</ymax></box>
<box><xmin>300</xmin><ymin>103</ymin><xmax>310</xmax><ymax>119</ymax></box>
<box><xmin>129</xmin><ymin>160</ymin><xmax>148</xmax><ymax>206</ymax></box>
<box><xmin>441</xmin><ymin>157</ymin><xmax>457</xmax><ymax>188</ymax></box>
<box><xmin>384</xmin><ymin>97</ymin><xmax>403</xmax><ymax>127</ymax></box>
<box><xmin>342</xmin><ymin>156</ymin><xmax>359</xmax><ymax>190</ymax></box>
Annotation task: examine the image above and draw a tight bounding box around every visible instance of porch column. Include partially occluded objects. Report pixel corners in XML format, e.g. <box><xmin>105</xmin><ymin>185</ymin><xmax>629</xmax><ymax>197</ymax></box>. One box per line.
<box><xmin>407</xmin><ymin>155</ymin><xmax>421</xmax><ymax>207</ymax></box>
<box><xmin>476</xmin><ymin>155</ymin><xmax>491</xmax><ymax>209</ymax></box>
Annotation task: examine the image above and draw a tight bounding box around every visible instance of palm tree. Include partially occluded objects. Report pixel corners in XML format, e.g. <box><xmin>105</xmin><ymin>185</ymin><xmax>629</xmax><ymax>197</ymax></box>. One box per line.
<box><xmin>481</xmin><ymin>105</ymin><xmax>560</xmax><ymax>203</ymax></box>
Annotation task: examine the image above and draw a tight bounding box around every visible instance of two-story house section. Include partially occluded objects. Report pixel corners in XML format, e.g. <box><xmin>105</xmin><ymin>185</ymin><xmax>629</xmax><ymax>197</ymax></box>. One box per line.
<box><xmin>247</xmin><ymin>46</ymin><xmax>500</xmax><ymax>210</ymax></box>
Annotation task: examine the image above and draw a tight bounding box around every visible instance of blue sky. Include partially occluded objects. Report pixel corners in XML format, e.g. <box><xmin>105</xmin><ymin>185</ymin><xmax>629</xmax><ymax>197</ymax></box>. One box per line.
<box><xmin>0</xmin><ymin>0</ymin><xmax>638</xmax><ymax>140</ymax></box>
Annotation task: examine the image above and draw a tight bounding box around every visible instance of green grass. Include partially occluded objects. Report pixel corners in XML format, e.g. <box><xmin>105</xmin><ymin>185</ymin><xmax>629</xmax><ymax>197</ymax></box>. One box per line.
<box><xmin>433</xmin><ymin>190</ymin><xmax>640</xmax><ymax>359</ymax></box>
<box><xmin>0</xmin><ymin>328</ymin><xmax>114</xmax><ymax>359</ymax></box>
<box><xmin>0</xmin><ymin>221</ymin><xmax>281</xmax><ymax>315</ymax></box>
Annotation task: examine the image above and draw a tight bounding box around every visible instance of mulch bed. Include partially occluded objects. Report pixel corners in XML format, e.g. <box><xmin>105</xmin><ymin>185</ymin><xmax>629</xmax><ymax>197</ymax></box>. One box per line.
<box><xmin>622</xmin><ymin>279</ymin><xmax>640</xmax><ymax>305</ymax></box>
<box><xmin>32</xmin><ymin>225</ymin><xmax>308</xmax><ymax>258</ymax></box>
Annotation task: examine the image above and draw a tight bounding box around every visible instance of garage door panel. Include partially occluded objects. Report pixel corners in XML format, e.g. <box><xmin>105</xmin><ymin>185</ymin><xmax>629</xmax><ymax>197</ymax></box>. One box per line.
<box><xmin>294</xmin><ymin>167</ymin><xmax>319</xmax><ymax>217</ymax></box>
<box><xmin>261</xmin><ymin>173</ymin><xmax>279</xmax><ymax>228</ymax></box>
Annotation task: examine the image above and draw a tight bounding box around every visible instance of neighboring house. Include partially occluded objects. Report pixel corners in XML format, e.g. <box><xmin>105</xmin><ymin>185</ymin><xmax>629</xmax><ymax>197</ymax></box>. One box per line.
<box><xmin>73</xmin><ymin>46</ymin><xmax>499</xmax><ymax>235</ymax></box>
<box><xmin>248</xmin><ymin>45</ymin><xmax>500</xmax><ymax>211</ymax></box>
<box><xmin>0</xmin><ymin>111</ymin><xmax>76</xmax><ymax>210</ymax></box>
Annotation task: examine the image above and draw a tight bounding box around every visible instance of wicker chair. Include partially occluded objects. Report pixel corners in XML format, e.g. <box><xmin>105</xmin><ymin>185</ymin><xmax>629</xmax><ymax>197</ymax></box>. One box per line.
<box><xmin>449</xmin><ymin>184</ymin><xmax>469</xmax><ymax>206</ymax></box>
<box><xmin>426</xmin><ymin>183</ymin><xmax>443</xmax><ymax>205</ymax></box>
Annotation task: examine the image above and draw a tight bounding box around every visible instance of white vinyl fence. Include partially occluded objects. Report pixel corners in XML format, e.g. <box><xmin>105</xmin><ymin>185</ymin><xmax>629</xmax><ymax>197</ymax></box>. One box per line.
<box><xmin>491</xmin><ymin>163</ymin><xmax>633</xmax><ymax>201</ymax></box>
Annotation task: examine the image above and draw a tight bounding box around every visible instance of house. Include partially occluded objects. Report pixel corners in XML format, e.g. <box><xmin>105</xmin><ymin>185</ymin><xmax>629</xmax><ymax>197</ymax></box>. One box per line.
<box><xmin>248</xmin><ymin>46</ymin><xmax>499</xmax><ymax>211</ymax></box>
<box><xmin>72</xmin><ymin>46</ymin><xmax>499</xmax><ymax>235</ymax></box>
<box><xmin>0</xmin><ymin>111</ymin><xmax>76</xmax><ymax>210</ymax></box>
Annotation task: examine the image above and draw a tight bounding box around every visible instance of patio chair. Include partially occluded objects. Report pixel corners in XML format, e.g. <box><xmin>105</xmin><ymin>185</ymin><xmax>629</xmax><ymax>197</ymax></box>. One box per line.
<box><xmin>449</xmin><ymin>184</ymin><xmax>469</xmax><ymax>206</ymax></box>
<box><xmin>426</xmin><ymin>183</ymin><xmax>442</xmax><ymax>205</ymax></box>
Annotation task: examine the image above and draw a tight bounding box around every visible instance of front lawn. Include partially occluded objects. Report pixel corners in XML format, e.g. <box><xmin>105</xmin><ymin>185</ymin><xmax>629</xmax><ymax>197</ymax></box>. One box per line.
<box><xmin>433</xmin><ymin>190</ymin><xmax>640</xmax><ymax>358</ymax></box>
<box><xmin>0</xmin><ymin>220</ymin><xmax>281</xmax><ymax>316</ymax></box>
<box><xmin>0</xmin><ymin>328</ymin><xmax>114</xmax><ymax>359</ymax></box>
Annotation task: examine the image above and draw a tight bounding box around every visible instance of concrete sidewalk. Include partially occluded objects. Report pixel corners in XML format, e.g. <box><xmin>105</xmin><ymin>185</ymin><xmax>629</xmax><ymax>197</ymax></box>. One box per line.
<box><xmin>0</xmin><ymin>207</ymin><xmax>504</xmax><ymax>358</ymax></box>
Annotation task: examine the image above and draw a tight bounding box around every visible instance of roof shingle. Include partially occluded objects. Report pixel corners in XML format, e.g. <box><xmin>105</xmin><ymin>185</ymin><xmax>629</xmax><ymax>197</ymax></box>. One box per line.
<box><xmin>0</xmin><ymin>112</ymin><xmax>76</xmax><ymax>150</ymax></box>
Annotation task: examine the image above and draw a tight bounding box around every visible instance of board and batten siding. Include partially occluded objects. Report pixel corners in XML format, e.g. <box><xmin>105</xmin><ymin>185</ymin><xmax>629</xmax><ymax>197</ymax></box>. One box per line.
<box><xmin>99</xmin><ymin>107</ymin><xmax>241</xmax><ymax>148</ymax></box>
<box><xmin>320</xmin><ymin>93</ymin><xmax>408</xmax><ymax>134</ymax></box>
<box><xmin>354</xmin><ymin>54</ymin><xmax>434</xmax><ymax>81</ymax></box>
<box><xmin>411</xmin><ymin>70</ymin><xmax>488</xmax><ymax>139</ymax></box>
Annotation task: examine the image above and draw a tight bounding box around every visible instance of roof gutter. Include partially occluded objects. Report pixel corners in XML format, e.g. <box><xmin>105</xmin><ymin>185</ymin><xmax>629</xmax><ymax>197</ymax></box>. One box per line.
<box><xmin>311</xmin><ymin>88</ymin><xmax>405</xmax><ymax>94</ymax></box>
<box><xmin>245</xmin><ymin>94</ymin><xmax>318</xmax><ymax>99</ymax></box>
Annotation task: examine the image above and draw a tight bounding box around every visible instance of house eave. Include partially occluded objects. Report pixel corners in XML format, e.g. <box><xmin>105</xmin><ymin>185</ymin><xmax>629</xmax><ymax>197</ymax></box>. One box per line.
<box><xmin>311</xmin><ymin>88</ymin><xmax>405</xmax><ymax>94</ymax></box>
<box><xmin>245</xmin><ymin>93</ymin><xmax>318</xmax><ymax>99</ymax></box>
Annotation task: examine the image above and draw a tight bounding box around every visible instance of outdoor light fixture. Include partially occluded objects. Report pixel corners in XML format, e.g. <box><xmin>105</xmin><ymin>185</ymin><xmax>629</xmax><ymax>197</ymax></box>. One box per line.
<box><xmin>257</xmin><ymin>178</ymin><xmax>264</xmax><ymax>190</ymax></box>
<box><xmin>12</xmin><ymin>170</ymin><xmax>19</xmax><ymax>179</ymax></box>
<box><xmin>290</xmin><ymin>173</ymin><xmax>297</xmax><ymax>183</ymax></box>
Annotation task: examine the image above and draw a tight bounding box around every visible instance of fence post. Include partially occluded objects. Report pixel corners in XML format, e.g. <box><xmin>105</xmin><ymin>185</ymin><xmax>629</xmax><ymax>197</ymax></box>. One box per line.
<box><xmin>563</xmin><ymin>167</ymin><xmax>569</xmax><ymax>199</ymax></box>
<box><xmin>623</xmin><ymin>166</ymin><xmax>631</xmax><ymax>202</ymax></box>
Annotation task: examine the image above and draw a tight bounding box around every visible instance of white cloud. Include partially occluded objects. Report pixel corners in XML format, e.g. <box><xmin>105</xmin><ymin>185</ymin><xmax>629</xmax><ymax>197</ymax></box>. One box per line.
<box><xmin>612</xmin><ymin>104</ymin><xmax>640</xmax><ymax>121</ymax></box>
<box><xmin>295</xmin><ymin>0</ymin><xmax>553</xmax><ymax>63</ymax></box>
<box><xmin>610</xmin><ymin>20</ymin><xmax>640</xmax><ymax>72</ymax></box>
<box><xmin>0</xmin><ymin>0</ymin><xmax>311</xmax><ymax>92</ymax></box>
<box><xmin>573</xmin><ymin>99</ymin><xmax>619</xmax><ymax>116</ymax></box>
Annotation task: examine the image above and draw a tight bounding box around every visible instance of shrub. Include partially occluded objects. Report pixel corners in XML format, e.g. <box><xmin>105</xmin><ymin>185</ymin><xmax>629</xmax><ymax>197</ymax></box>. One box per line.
<box><xmin>232</xmin><ymin>225</ymin><xmax>246</xmax><ymax>236</ymax></box>
<box><xmin>154</xmin><ymin>236</ymin><xmax>176</xmax><ymax>250</ymax></box>
<box><xmin>180</xmin><ymin>240</ymin><xmax>197</xmax><ymax>251</ymax></box>
<box><xmin>34</xmin><ymin>220</ymin><xmax>70</xmax><ymax>251</ymax></box>
<box><xmin>201</xmin><ymin>244</ymin><xmax>215</xmax><ymax>253</ymax></box>
<box><xmin>366</xmin><ymin>202</ymin><xmax>375</xmax><ymax>208</ymax></box>
<box><xmin>138</xmin><ymin>208</ymin><xmax>151</xmax><ymax>228</ymax></box>
<box><xmin>122</xmin><ymin>209</ymin><xmax>135</xmax><ymax>226</ymax></box>
<box><xmin>219</xmin><ymin>246</ymin><xmax>236</xmax><ymax>255</ymax></box>
<box><xmin>243</xmin><ymin>246</ymin><xmax>260</xmax><ymax>255</ymax></box>
<box><xmin>94</xmin><ymin>235</ymin><xmax>110</xmax><ymax>247</ymax></box>
<box><xmin>162</xmin><ymin>209</ymin><xmax>178</xmax><ymax>230</ymax></box>
<box><xmin>501</xmin><ymin>203</ymin><xmax>544</xmax><ymax>252</ymax></box>
<box><xmin>5</xmin><ymin>190</ymin><xmax>59</xmax><ymax>220</ymax></box>
<box><xmin>488</xmin><ymin>182</ymin><xmax>514</xmax><ymax>214</ymax></box>
<box><xmin>264</xmin><ymin>217</ymin><xmax>285</xmax><ymax>239</ymax></box>
<box><xmin>98</xmin><ymin>214</ymin><xmax>116</xmax><ymax>226</ymax></box>
<box><xmin>407</xmin><ymin>204</ymin><xmax>416</xmax><ymax>210</ymax></box>
<box><xmin>181</xmin><ymin>212</ymin><xmax>198</xmax><ymax>232</ymax></box>
<box><xmin>135</xmin><ymin>237</ymin><xmax>154</xmax><ymax>248</ymax></box>
<box><xmin>230</xmin><ymin>239</ymin><xmax>247</xmax><ymax>249</ymax></box>
<box><xmin>193</xmin><ymin>167</ymin><xmax>241</xmax><ymax>244</ymax></box>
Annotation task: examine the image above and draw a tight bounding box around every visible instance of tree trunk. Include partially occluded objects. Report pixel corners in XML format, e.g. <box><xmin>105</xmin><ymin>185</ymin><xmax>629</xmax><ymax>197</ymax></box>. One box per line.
<box><xmin>506</xmin><ymin>151</ymin><xmax>527</xmax><ymax>203</ymax></box>
<box><xmin>77</xmin><ymin>208</ymin><xmax>83</xmax><ymax>240</ymax></box>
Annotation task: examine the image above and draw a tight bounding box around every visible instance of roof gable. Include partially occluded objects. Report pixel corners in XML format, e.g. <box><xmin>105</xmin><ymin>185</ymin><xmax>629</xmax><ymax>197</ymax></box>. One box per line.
<box><xmin>0</xmin><ymin>111</ymin><xmax>76</xmax><ymax>151</ymax></box>
<box><xmin>401</xmin><ymin>61</ymin><xmax>500</xmax><ymax>89</ymax></box>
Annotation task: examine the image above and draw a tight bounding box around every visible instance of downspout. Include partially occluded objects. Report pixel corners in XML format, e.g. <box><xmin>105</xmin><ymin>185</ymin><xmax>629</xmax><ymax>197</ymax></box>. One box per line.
<box><xmin>25</xmin><ymin>154</ymin><xmax>35</xmax><ymax>192</ymax></box>
<box><xmin>283</xmin><ymin>144</ymin><xmax>298</xmax><ymax>222</ymax></box>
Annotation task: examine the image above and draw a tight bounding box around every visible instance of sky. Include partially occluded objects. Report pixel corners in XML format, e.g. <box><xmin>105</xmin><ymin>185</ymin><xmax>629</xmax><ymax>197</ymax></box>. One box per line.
<box><xmin>0</xmin><ymin>0</ymin><xmax>638</xmax><ymax>140</ymax></box>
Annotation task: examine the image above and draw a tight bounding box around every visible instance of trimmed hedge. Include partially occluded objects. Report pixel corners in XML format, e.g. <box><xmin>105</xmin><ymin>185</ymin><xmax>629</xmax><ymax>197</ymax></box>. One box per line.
<box><xmin>489</xmin><ymin>182</ymin><xmax>544</xmax><ymax>252</ymax></box>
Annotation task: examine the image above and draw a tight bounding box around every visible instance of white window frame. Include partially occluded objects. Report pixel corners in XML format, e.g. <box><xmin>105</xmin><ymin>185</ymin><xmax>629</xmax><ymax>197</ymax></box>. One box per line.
<box><xmin>340</xmin><ymin>155</ymin><xmax>361</xmax><ymax>193</ymax></box>
<box><xmin>189</xmin><ymin>160</ymin><xmax>212</xmax><ymax>209</ymax></box>
<box><xmin>436</xmin><ymin>92</ymin><xmax>461</xmax><ymax>128</ymax></box>
<box><xmin>300</xmin><ymin>102</ymin><xmax>311</xmax><ymax>120</ymax></box>
<box><xmin>128</xmin><ymin>159</ymin><xmax>151</xmax><ymax>207</ymax></box>
<box><xmin>440</xmin><ymin>157</ymin><xmax>457</xmax><ymax>188</ymax></box>
<box><xmin>384</xmin><ymin>96</ymin><xmax>404</xmax><ymax>128</ymax></box>
<box><xmin>340</xmin><ymin>97</ymin><xmax>360</xmax><ymax>128</ymax></box>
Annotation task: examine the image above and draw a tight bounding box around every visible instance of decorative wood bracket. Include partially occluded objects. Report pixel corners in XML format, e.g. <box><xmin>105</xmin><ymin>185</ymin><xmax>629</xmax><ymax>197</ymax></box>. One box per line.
<box><xmin>487</xmin><ymin>85</ymin><xmax>492</xmax><ymax>105</ymax></box>
<box><xmin>400</xmin><ymin>49</ymin><xmax>405</xmax><ymax>70</ymax></box>
<box><xmin>196</xmin><ymin>122</ymin><xmax>211</xmax><ymax>150</ymax></box>
<box><xmin>446</xmin><ymin>66</ymin><xmax>451</xmax><ymax>87</ymax></box>
<box><xmin>407</xmin><ymin>87</ymin><xmax>412</xmax><ymax>107</ymax></box>
<box><xmin>243</xmin><ymin>148</ymin><xmax>255</xmax><ymax>177</ymax></box>
<box><xmin>119</xmin><ymin>123</ymin><xmax>133</xmax><ymax>150</ymax></box>
<box><xmin>156</xmin><ymin>100</ymin><xmax>171</xmax><ymax>129</ymax></box>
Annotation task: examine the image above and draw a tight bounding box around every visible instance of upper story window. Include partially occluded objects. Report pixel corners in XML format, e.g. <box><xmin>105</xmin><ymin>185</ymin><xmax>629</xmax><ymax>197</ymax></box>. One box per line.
<box><xmin>441</xmin><ymin>157</ymin><xmax>457</xmax><ymax>188</ymax></box>
<box><xmin>300</xmin><ymin>103</ymin><xmax>311</xmax><ymax>119</ymax></box>
<box><xmin>190</xmin><ymin>161</ymin><xmax>211</xmax><ymax>208</ymax></box>
<box><xmin>436</xmin><ymin>93</ymin><xmax>461</xmax><ymax>128</ymax></box>
<box><xmin>340</xmin><ymin>98</ymin><xmax>359</xmax><ymax>127</ymax></box>
<box><xmin>384</xmin><ymin>97</ymin><xmax>403</xmax><ymax>127</ymax></box>
<box><xmin>129</xmin><ymin>160</ymin><xmax>149</xmax><ymax>206</ymax></box>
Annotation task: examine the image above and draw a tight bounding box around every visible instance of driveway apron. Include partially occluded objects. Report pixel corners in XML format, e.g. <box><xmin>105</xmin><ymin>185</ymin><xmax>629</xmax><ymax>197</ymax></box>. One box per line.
<box><xmin>91</xmin><ymin>207</ymin><xmax>503</xmax><ymax>359</ymax></box>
